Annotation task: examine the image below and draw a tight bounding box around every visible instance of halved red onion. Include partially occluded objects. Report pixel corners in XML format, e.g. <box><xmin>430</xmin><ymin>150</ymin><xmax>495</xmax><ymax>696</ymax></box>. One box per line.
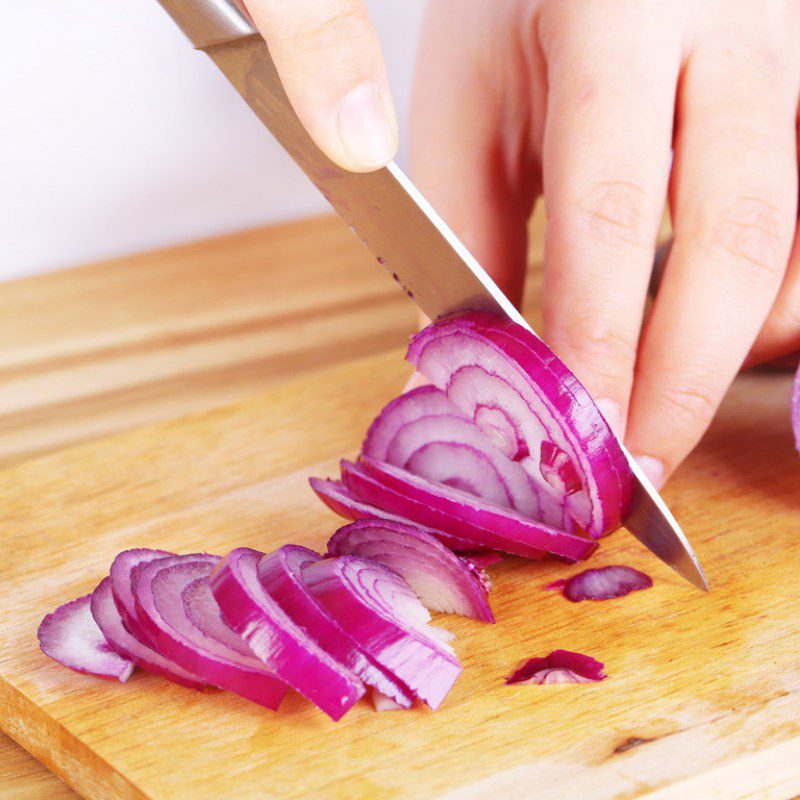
<box><xmin>792</xmin><ymin>361</ymin><xmax>800</xmax><ymax>453</ymax></box>
<box><xmin>326</xmin><ymin>519</ymin><xmax>494</xmax><ymax>622</ymax></box>
<box><xmin>342</xmin><ymin>458</ymin><xmax>596</xmax><ymax>562</ymax></box>
<box><xmin>258</xmin><ymin>545</ymin><xmax>413</xmax><ymax>707</ymax></box>
<box><xmin>38</xmin><ymin>593</ymin><xmax>134</xmax><ymax>682</ymax></box>
<box><xmin>362</xmin><ymin>386</ymin><xmax>539</xmax><ymax>516</ymax></box>
<box><xmin>302</xmin><ymin>555</ymin><xmax>461</xmax><ymax>710</ymax></box>
<box><xmin>132</xmin><ymin>554</ymin><xmax>288</xmax><ymax>710</ymax></box>
<box><xmin>109</xmin><ymin>548</ymin><xmax>173</xmax><ymax>642</ymax></box>
<box><xmin>506</xmin><ymin>650</ymin><xmax>606</xmax><ymax>685</ymax></box>
<box><xmin>309</xmin><ymin>477</ymin><xmax>476</xmax><ymax>551</ymax></box>
<box><xmin>407</xmin><ymin>312</ymin><xmax>633</xmax><ymax>538</ymax></box>
<box><xmin>209</xmin><ymin>547</ymin><xmax>364</xmax><ymax>721</ymax></box>
<box><xmin>548</xmin><ymin>565</ymin><xmax>652</xmax><ymax>602</ymax></box>
<box><xmin>91</xmin><ymin>577</ymin><xmax>206</xmax><ymax>689</ymax></box>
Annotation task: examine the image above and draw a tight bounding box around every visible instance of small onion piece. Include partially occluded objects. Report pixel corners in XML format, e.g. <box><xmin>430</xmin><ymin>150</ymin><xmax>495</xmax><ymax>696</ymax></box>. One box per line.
<box><xmin>38</xmin><ymin>593</ymin><xmax>134</xmax><ymax>682</ymax></box>
<box><xmin>133</xmin><ymin>554</ymin><xmax>289</xmax><ymax>711</ymax></box>
<box><xmin>548</xmin><ymin>565</ymin><xmax>653</xmax><ymax>602</ymax></box>
<box><xmin>506</xmin><ymin>650</ymin><xmax>606</xmax><ymax>685</ymax></box>
<box><xmin>309</xmin><ymin>477</ymin><xmax>476</xmax><ymax>551</ymax></box>
<box><xmin>372</xmin><ymin>689</ymin><xmax>406</xmax><ymax>712</ymax></box>
<box><xmin>209</xmin><ymin>547</ymin><xmax>364</xmax><ymax>721</ymax></box>
<box><xmin>407</xmin><ymin>312</ymin><xmax>633</xmax><ymax>538</ymax></box>
<box><xmin>326</xmin><ymin>518</ymin><xmax>494</xmax><ymax>622</ymax></box>
<box><xmin>258</xmin><ymin>545</ymin><xmax>414</xmax><ymax>707</ymax></box>
<box><xmin>792</xmin><ymin>361</ymin><xmax>800</xmax><ymax>453</ymax></box>
<box><xmin>302</xmin><ymin>555</ymin><xmax>462</xmax><ymax>710</ymax></box>
<box><xmin>342</xmin><ymin>458</ymin><xmax>596</xmax><ymax>562</ymax></box>
<box><xmin>91</xmin><ymin>577</ymin><xmax>205</xmax><ymax>689</ymax></box>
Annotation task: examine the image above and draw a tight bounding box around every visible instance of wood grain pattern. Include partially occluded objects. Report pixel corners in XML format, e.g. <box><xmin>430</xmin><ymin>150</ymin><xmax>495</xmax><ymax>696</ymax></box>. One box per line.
<box><xmin>2</xmin><ymin>343</ymin><xmax>800</xmax><ymax>799</ymax></box>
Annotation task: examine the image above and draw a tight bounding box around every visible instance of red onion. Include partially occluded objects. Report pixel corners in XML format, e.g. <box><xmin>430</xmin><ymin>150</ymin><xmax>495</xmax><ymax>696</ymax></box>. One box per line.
<box><xmin>302</xmin><ymin>555</ymin><xmax>461</xmax><ymax>710</ymax></box>
<box><xmin>109</xmin><ymin>548</ymin><xmax>173</xmax><ymax>643</ymax></box>
<box><xmin>309</xmin><ymin>476</ymin><xmax>476</xmax><ymax>551</ymax></box>
<box><xmin>792</xmin><ymin>361</ymin><xmax>800</xmax><ymax>453</ymax></box>
<box><xmin>546</xmin><ymin>565</ymin><xmax>652</xmax><ymax>602</ymax></box>
<box><xmin>363</xmin><ymin>386</ymin><xmax>540</xmax><ymax>516</ymax></box>
<box><xmin>327</xmin><ymin>519</ymin><xmax>494</xmax><ymax>622</ymax></box>
<box><xmin>91</xmin><ymin>577</ymin><xmax>205</xmax><ymax>689</ymax></box>
<box><xmin>37</xmin><ymin>593</ymin><xmax>134</xmax><ymax>682</ymax></box>
<box><xmin>258</xmin><ymin>545</ymin><xmax>414</xmax><ymax>707</ymax></box>
<box><xmin>407</xmin><ymin>312</ymin><xmax>633</xmax><ymax>538</ymax></box>
<box><xmin>132</xmin><ymin>554</ymin><xmax>288</xmax><ymax>710</ymax></box>
<box><xmin>209</xmin><ymin>547</ymin><xmax>365</xmax><ymax>721</ymax></box>
<box><xmin>341</xmin><ymin>457</ymin><xmax>597</xmax><ymax>562</ymax></box>
<box><xmin>462</xmin><ymin>552</ymin><xmax>503</xmax><ymax>570</ymax></box>
<box><xmin>506</xmin><ymin>650</ymin><xmax>606</xmax><ymax>684</ymax></box>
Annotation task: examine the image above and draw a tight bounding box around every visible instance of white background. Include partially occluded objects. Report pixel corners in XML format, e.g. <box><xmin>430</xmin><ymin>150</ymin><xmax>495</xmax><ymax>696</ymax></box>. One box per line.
<box><xmin>1</xmin><ymin>1</ymin><xmax>425</xmax><ymax>281</ymax></box>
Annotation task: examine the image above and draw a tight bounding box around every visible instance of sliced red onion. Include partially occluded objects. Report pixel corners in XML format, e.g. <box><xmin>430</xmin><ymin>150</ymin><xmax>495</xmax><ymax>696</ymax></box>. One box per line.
<box><xmin>38</xmin><ymin>593</ymin><xmax>134</xmax><ymax>682</ymax></box>
<box><xmin>132</xmin><ymin>554</ymin><xmax>288</xmax><ymax>711</ymax></box>
<box><xmin>302</xmin><ymin>555</ymin><xmax>461</xmax><ymax>710</ymax></box>
<box><xmin>462</xmin><ymin>552</ymin><xmax>503</xmax><ymax>570</ymax></box>
<box><xmin>209</xmin><ymin>547</ymin><xmax>364</xmax><ymax>721</ymax></box>
<box><xmin>506</xmin><ymin>650</ymin><xmax>606</xmax><ymax>685</ymax></box>
<box><xmin>91</xmin><ymin>577</ymin><xmax>206</xmax><ymax>689</ymax></box>
<box><xmin>342</xmin><ymin>458</ymin><xmax>596</xmax><ymax>562</ymax></box>
<box><xmin>549</xmin><ymin>565</ymin><xmax>653</xmax><ymax>602</ymax></box>
<box><xmin>258</xmin><ymin>545</ymin><xmax>413</xmax><ymax>707</ymax></box>
<box><xmin>109</xmin><ymin>548</ymin><xmax>173</xmax><ymax>642</ymax></box>
<box><xmin>309</xmin><ymin>477</ymin><xmax>476</xmax><ymax>551</ymax></box>
<box><xmin>362</xmin><ymin>386</ymin><xmax>539</xmax><ymax>516</ymax></box>
<box><xmin>407</xmin><ymin>312</ymin><xmax>633</xmax><ymax>538</ymax></box>
<box><xmin>372</xmin><ymin>689</ymin><xmax>406</xmax><ymax>712</ymax></box>
<box><xmin>327</xmin><ymin>519</ymin><xmax>494</xmax><ymax>622</ymax></box>
<box><xmin>792</xmin><ymin>361</ymin><xmax>800</xmax><ymax>453</ymax></box>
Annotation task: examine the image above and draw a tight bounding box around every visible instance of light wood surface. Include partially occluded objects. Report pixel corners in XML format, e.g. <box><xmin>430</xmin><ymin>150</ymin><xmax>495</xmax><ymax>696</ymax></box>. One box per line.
<box><xmin>0</xmin><ymin>208</ymin><xmax>545</xmax><ymax>799</ymax></box>
<box><xmin>3</xmin><ymin>329</ymin><xmax>800</xmax><ymax>798</ymax></box>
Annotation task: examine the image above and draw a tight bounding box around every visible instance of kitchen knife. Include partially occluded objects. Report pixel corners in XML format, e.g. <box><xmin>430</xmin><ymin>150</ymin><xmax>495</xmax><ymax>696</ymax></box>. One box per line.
<box><xmin>155</xmin><ymin>0</ymin><xmax>708</xmax><ymax>590</ymax></box>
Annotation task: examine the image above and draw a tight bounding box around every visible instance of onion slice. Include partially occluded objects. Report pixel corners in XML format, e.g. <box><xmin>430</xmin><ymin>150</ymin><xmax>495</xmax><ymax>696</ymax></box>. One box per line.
<box><xmin>326</xmin><ymin>519</ymin><xmax>494</xmax><ymax>622</ymax></box>
<box><xmin>547</xmin><ymin>565</ymin><xmax>652</xmax><ymax>602</ymax></box>
<box><xmin>342</xmin><ymin>458</ymin><xmax>596</xmax><ymax>562</ymax></box>
<box><xmin>209</xmin><ymin>547</ymin><xmax>364</xmax><ymax>721</ymax></box>
<box><xmin>506</xmin><ymin>650</ymin><xmax>606</xmax><ymax>685</ymax></box>
<box><xmin>258</xmin><ymin>545</ymin><xmax>414</xmax><ymax>707</ymax></box>
<box><xmin>91</xmin><ymin>577</ymin><xmax>206</xmax><ymax>689</ymax></box>
<box><xmin>309</xmin><ymin>476</ymin><xmax>476</xmax><ymax>551</ymax></box>
<box><xmin>362</xmin><ymin>386</ymin><xmax>540</xmax><ymax>516</ymax></box>
<box><xmin>407</xmin><ymin>312</ymin><xmax>633</xmax><ymax>537</ymax></box>
<box><xmin>38</xmin><ymin>593</ymin><xmax>134</xmax><ymax>682</ymax></box>
<box><xmin>132</xmin><ymin>554</ymin><xmax>288</xmax><ymax>710</ymax></box>
<box><xmin>302</xmin><ymin>555</ymin><xmax>462</xmax><ymax>710</ymax></box>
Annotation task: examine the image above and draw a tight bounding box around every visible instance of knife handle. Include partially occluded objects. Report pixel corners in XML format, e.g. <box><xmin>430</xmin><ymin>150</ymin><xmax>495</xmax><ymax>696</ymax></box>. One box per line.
<box><xmin>156</xmin><ymin>0</ymin><xmax>257</xmax><ymax>50</ymax></box>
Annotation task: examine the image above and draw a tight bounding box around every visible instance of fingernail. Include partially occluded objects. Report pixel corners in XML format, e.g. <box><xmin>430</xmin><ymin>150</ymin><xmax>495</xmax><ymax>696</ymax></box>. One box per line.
<box><xmin>595</xmin><ymin>398</ymin><xmax>624</xmax><ymax>438</ymax></box>
<box><xmin>337</xmin><ymin>82</ymin><xmax>396</xmax><ymax>170</ymax></box>
<box><xmin>634</xmin><ymin>454</ymin><xmax>665</xmax><ymax>490</ymax></box>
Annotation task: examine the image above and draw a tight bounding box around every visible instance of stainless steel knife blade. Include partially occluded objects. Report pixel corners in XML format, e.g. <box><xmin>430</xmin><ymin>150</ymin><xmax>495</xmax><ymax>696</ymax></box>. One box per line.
<box><xmin>155</xmin><ymin>0</ymin><xmax>708</xmax><ymax>590</ymax></box>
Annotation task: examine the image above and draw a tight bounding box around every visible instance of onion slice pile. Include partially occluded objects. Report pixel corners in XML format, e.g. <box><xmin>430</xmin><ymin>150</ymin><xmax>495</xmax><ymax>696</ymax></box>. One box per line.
<box><xmin>209</xmin><ymin>547</ymin><xmax>365</xmax><ymax>720</ymax></box>
<box><xmin>545</xmin><ymin>565</ymin><xmax>653</xmax><ymax>602</ymax></box>
<box><xmin>258</xmin><ymin>544</ymin><xmax>414</xmax><ymax>707</ymax></box>
<box><xmin>506</xmin><ymin>650</ymin><xmax>606</xmax><ymax>685</ymax></box>
<box><xmin>133</xmin><ymin>553</ymin><xmax>288</xmax><ymax>710</ymax></box>
<box><xmin>327</xmin><ymin>519</ymin><xmax>494</xmax><ymax>622</ymax></box>
<box><xmin>302</xmin><ymin>555</ymin><xmax>461</xmax><ymax>710</ymax></box>
<box><xmin>37</xmin><ymin>593</ymin><xmax>134</xmax><ymax>682</ymax></box>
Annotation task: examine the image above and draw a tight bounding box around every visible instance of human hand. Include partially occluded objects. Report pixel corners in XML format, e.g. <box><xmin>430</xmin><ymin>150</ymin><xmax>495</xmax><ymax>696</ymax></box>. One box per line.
<box><xmin>409</xmin><ymin>0</ymin><xmax>800</xmax><ymax>487</ymax></box>
<box><xmin>242</xmin><ymin>0</ymin><xmax>397</xmax><ymax>171</ymax></box>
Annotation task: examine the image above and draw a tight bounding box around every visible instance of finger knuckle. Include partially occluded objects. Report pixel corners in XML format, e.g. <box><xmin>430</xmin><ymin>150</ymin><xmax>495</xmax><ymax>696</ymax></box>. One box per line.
<box><xmin>288</xmin><ymin>6</ymin><xmax>373</xmax><ymax>55</ymax></box>
<box><xmin>576</xmin><ymin>180</ymin><xmax>657</xmax><ymax>252</ymax></box>
<box><xmin>692</xmin><ymin>194</ymin><xmax>791</xmax><ymax>279</ymax></box>
<box><xmin>656</xmin><ymin>379</ymin><xmax>718</xmax><ymax>426</ymax></box>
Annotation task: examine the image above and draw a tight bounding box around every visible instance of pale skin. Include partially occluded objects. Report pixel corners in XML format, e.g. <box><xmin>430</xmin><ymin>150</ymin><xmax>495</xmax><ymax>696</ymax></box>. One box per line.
<box><xmin>242</xmin><ymin>0</ymin><xmax>800</xmax><ymax>488</ymax></box>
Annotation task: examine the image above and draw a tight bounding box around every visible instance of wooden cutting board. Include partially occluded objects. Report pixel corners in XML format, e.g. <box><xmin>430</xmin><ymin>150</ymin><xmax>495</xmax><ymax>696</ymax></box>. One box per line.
<box><xmin>2</xmin><ymin>342</ymin><xmax>800</xmax><ymax>799</ymax></box>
